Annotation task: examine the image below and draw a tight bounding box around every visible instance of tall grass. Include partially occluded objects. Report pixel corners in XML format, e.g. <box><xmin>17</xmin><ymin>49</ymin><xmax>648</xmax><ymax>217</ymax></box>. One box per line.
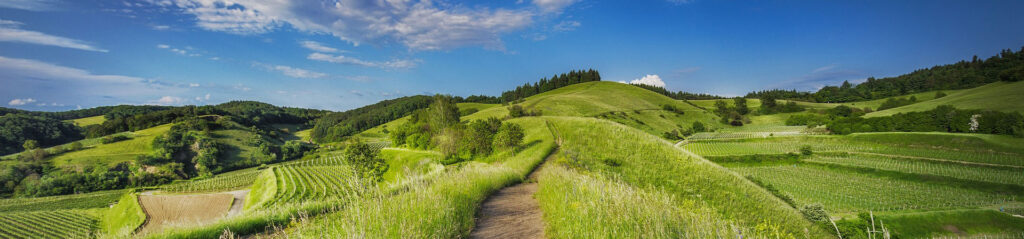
<box><xmin>544</xmin><ymin>116</ymin><xmax>828</xmax><ymax>237</ymax></box>
<box><xmin>537</xmin><ymin>165</ymin><xmax>767</xmax><ymax>238</ymax></box>
<box><xmin>284</xmin><ymin>117</ymin><xmax>556</xmax><ymax>238</ymax></box>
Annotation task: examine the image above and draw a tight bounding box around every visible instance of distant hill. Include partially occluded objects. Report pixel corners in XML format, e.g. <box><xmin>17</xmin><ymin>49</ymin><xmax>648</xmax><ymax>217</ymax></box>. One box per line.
<box><xmin>865</xmin><ymin>80</ymin><xmax>1024</xmax><ymax>117</ymax></box>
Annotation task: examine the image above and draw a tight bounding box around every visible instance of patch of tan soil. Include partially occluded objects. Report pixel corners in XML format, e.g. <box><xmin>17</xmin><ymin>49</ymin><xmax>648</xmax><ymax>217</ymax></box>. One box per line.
<box><xmin>138</xmin><ymin>192</ymin><xmax>234</xmax><ymax>235</ymax></box>
<box><xmin>943</xmin><ymin>224</ymin><xmax>967</xmax><ymax>236</ymax></box>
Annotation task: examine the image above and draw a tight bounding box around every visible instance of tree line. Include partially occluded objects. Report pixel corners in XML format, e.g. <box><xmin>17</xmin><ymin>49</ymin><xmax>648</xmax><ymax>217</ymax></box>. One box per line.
<box><xmin>826</xmin><ymin>105</ymin><xmax>1024</xmax><ymax>136</ymax></box>
<box><xmin>747</xmin><ymin>46</ymin><xmax>1024</xmax><ymax>103</ymax></box>
<box><xmin>310</xmin><ymin>95</ymin><xmax>434</xmax><ymax>143</ymax></box>
<box><xmin>499</xmin><ymin>69</ymin><xmax>601</xmax><ymax>102</ymax></box>
<box><xmin>631</xmin><ymin>83</ymin><xmax>726</xmax><ymax>100</ymax></box>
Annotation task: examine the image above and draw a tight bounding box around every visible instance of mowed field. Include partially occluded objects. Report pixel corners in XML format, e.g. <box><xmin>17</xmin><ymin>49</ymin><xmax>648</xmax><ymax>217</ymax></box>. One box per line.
<box><xmin>69</xmin><ymin>115</ymin><xmax>106</xmax><ymax>127</ymax></box>
<box><xmin>50</xmin><ymin>123</ymin><xmax>173</xmax><ymax>168</ymax></box>
<box><xmin>137</xmin><ymin>193</ymin><xmax>235</xmax><ymax>235</ymax></box>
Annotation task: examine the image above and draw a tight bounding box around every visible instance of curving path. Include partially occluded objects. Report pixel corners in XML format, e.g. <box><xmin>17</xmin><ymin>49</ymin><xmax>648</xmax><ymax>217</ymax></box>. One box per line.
<box><xmin>469</xmin><ymin>150</ymin><xmax>556</xmax><ymax>239</ymax></box>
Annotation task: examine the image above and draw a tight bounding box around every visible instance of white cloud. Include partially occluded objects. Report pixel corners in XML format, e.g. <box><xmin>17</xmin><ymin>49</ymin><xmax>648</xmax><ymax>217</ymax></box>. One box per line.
<box><xmin>0</xmin><ymin>0</ymin><xmax>59</xmax><ymax>11</ymax></box>
<box><xmin>667</xmin><ymin>0</ymin><xmax>695</xmax><ymax>5</ymax></box>
<box><xmin>156</xmin><ymin>44</ymin><xmax>170</xmax><ymax>48</ymax></box>
<box><xmin>300</xmin><ymin>40</ymin><xmax>340</xmax><ymax>53</ymax></box>
<box><xmin>152</xmin><ymin>25</ymin><xmax>171</xmax><ymax>30</ymax></box>
<box><xmin>629</xmin><ymin>74</ymin><xmax>666</xmax><ymax>87</ymax></box>
<box><xmin>533</xmin><ymin>0</ymin><xmax>580</xmax><ymax>13</ymax></box>
<box><xmin>553</xmin><ymin>20</ymin><xmax>580</xmax><ymax>32</ymax></box>
<box><xmin>188</xmin><ymin>83</ymin><xmax>200</xmax><ymax>87</ymax></box>
<box><xmin>0</xmin><ymin>20</ymin><xmax>108</xmax><ymax>52</ymax></box>
<box><xmin>151</xmin><ymin>0</ymin><xmax>563</xmax><ymax>51</ymax></box>
<box><xmin>307</xmin><ymin>52</ymin><xmax>417</xmax><ymax>69</ymax></box>
<box><xmin>256</xmin><ymin>63</ymin><xmax>327</xmax><ymax>78</ymax></box>
<box><xmin>204</xmin><ymin>93</ymin><xmax>210</xmax><ymax>100</ymax></box>
<box><xmin>8</xmin><ymin>98</ymin><xmax>36</xmax><ymax>106</ymax></box>
<box><xmin>0</xmin><ymin>55</ymin><xmax>142</xmax><ymax>83</ymax></box>
<box><xmin>153</xmin><ymin>96</ymin><xmax>186</xmax><ymax>105</ymax></box>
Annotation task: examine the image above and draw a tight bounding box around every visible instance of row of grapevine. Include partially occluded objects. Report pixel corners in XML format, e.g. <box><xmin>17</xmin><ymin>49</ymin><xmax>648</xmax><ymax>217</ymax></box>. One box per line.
<box><xmin>284</xmin><ymin>155</ymin><xmax>345</xmax><ymax>167</ymax></box>
<box><xmin>805</xmin><ymin>154</ymin><xmax>1024</xmax><ymax>186</ymax></box>
<box><xmin>735</xmin><ymin>165</ymin><xmax>1011</xmax><ymax>213</ymax></box>
<box><xmin>0</xmin><ymin>190</ymin><xmax>124</xmax><ymax>212</ymax></box>
<box><xmin>268</xmin><ymin>165</ymin><xmax>362</xmax><ymax>205</ymax></box>
<box><xmin>162</xmin><ymin>169</ymin><xmax>261</xmax><ymax>193</ymax></box>
<box><xmin>0</xmin><ymin>210</ymin><xmax>96</xmax><ymax>239</ymax></box>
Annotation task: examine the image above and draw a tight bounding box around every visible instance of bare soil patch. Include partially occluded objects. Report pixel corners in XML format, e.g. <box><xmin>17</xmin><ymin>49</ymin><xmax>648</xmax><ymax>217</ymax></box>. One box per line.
<box><xmin>137</xmin><ymin>192</ymin><xmax>235</xmax><ymax>235</ymax></box>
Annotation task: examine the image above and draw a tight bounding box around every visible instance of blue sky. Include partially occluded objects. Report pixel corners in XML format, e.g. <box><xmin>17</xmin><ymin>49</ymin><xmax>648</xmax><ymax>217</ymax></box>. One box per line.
<box><xmin>2</xmin><ymin>0</ymin><xmax>1023</xmax><ymax>111</ymax></box>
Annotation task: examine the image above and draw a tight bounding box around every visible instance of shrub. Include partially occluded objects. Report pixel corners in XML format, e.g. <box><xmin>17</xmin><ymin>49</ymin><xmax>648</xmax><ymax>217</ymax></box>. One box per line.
<box><xmin>799</xmin><ymin>145</ymin><xmax>813</xmax><ymax>155</ymax></box>
<box><xmin>800</xmin><ymin>204</ymin><xmax>830</xmax><ymax>223</ymax></box>
<box><xmin>101</xmin><ymin>135</ymin><xmax>129</xmax><ymax>144</ymax></box>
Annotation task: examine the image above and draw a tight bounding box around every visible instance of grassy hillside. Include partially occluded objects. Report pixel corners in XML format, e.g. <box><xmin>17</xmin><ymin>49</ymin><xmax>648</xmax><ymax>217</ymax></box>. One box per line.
<box><xmin>866</xmin><ymin>81</ymin><xmax>1024</xmax><ymax>117</ymax></box>
<box><xmin>69</xmin><ymin>115</ymin><xmax>106</xmax><ymax>127</ymax></box>
<box><xmin>541</xmin><ymin>117</ymin><xmax>825</xmax><ymax>237</ymax></box>
<box><xmin>50</xmin><ymin>123</ymin><xmax>173</xmax><ymax>169</ymax></box>
<box><xmin>468</xmin><ymin>82</ymin><xmax>723</xmax><ymax>136</ymax></box>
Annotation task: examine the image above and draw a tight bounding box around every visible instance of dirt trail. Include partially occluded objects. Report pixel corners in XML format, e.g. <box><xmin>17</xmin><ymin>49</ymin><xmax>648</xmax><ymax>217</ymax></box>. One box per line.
<box><xmin>226</xmin><ymin>189</ymin><xmax>250</xmax><ymax>217</ymax></box>
<box><xmin>469</xmin><ymin>150</ymin><xmax>556</xmax><ymax>239</ymax></box>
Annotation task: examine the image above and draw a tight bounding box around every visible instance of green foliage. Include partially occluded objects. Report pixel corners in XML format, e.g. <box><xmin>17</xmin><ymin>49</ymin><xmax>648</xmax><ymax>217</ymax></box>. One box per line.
<box><xmin>507</xmin><ymin>104</ymin><xmax>541</xmax><ymax>118</ymax></box>
<box><xmin>311</xmin><ymin>95</ymin><xmax>432</xmax><ymax>143</ymax></box>
<box><xmin>344</xmin><ymin>140</ymin><xmax>388</xmax><ymax>181</ymax></box>
<box><xmin>632</xmin><ymin>83</ymin><xmax>725</xmax><ymax>100</ymax></box>
<box><xmin>759</xmin><ymin>96</ymin><xmax>805</xmax><ymax>114</ymax></box>
<box><xmin>0</xmin><ymin>114</ymin><xmax>82</xmax><ymax>155</ymax></box>
<box><xmin>0</xmin><ymin>189</ymin><xmax>124</xmax><ymax>212</ymax></box>
<box><xmin>876</xmin><ymin>96</ymin><xmax>917</xmax><ymax>110</ymax></box>
<box><xmin>493</xmin><ymin>122</ymin><xmax>524</xmax><ymax>151</ymax></box>
<box><xmin>828</xmin><ymin>105</ymin><xmax>1024</xmax><ymax>135</ymax></box>
<box><xmin>800</xmin><ymin>145</ymin><xmax>813</xmax><ymax>155</ymax></box>
<box><xmin>799</xmin><ymin>204</ymin><xmax>830</xmax><ymax>223</ymax></box>
<box><xmin>242</xmin><ymin>168</ymin><xmax>276</xmax><ymax>210</ymax></box>
<box><xmin>101</xmin><ymin>134</ymin><xmax>129</xmax><ymax>144</ymax></box>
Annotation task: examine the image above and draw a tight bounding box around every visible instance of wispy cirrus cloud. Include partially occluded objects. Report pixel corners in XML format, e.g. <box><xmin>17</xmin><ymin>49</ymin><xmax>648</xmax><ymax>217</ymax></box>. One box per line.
<box><xmin>300</xmin><ymin>40</ymin><xmax>341</xmax><ymax>53</ymax></box>
<box><xmin>0</xmin><ymin>19</ymin><xmax>108</xmax><ymax>52</ymax></box>
<box><xmin>254</xmin><ymin>62</ymin><xmax>328</xmax><ymax>79</ymax></box>
<box><xmin>146</xmin><ymin>0</ymin><xmax>579</xmax><ymax>51</ymax></box>
<box><xmin>307</xmin><ymin>52</ymin><xmax>418</xmax><ymax>70</ymax></box>
<box><xmin>0</xmin><ymin>0</ymin><xmax>60</xmax><ymax>11</ymax></box>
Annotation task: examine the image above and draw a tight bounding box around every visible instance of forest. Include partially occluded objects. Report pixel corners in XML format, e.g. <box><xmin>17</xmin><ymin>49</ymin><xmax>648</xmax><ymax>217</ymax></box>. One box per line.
<box><xmin>746</xmin><ymin>47</ymin><xmax>1024</xmax><ymax>102</ymax></box>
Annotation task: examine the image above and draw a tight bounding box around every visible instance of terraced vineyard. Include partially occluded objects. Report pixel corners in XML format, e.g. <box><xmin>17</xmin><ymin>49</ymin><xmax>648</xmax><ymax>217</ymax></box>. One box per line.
<box><xmin>805</xmin><ymin>154</ymin><xmax>1024</xmax><ymax>186</ymax></box>
<box><xmin>267</xmin><ymin>165</ymin><xmax>361</xmax><ymax>205</ymax></box>
<box><xmin>0</xmin><ymin>190</ymin><xmax>124</xmax><ymax>212</ymax></box>
<box><xmin>0</xmin><ymin>210</ymin><xmax>97</xmax><ymax>239</ymax></box>
<box><xmin>735</xmin><ymin>165</ymin><xmax>1011</xmax><ymax>213</ymax></box>
<box><xmin>162</xmin><ymin>168</ymin><xmax>262</xmax><ymax>193</ymax></box>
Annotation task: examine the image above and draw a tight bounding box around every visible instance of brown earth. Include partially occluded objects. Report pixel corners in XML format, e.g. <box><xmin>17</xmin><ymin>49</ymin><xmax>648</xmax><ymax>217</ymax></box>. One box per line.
<box><xmin>137</xmin><ymin>192</ymin><xmax>235</xmax><ymax>235</ymax></box>
<box><xmin>469</xmin><ymin>150</ymin><xmax>555</xmax><ymax>239</ymax></box>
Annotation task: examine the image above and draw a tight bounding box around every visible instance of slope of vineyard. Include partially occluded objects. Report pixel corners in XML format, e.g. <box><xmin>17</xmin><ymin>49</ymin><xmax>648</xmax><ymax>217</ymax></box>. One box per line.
<box><xmin>161</xmin><ymin>168</ymin><xmax>261</xmax><ymax>193</ymax></box>
<box><xmin>0</xmin><ymin>190</ymin><xmax>124</xmax><ymax>212</ymax></box>
<box><xmin>0</xmin><ymin>210</ymin><xmax>97</xmax><ymax>239</ymax></box>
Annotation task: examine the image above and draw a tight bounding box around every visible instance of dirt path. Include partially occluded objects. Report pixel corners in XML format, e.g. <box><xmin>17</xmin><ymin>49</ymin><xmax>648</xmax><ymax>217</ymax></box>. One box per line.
<box><xmin>469</xmin><ymin>150</ymin><xmax>556</xmax><ymax>239</ymax></box>
<box><xmin>226</xmin><ymin>189</ymin><xmax>250</xmax><ymax>217</ymax></box>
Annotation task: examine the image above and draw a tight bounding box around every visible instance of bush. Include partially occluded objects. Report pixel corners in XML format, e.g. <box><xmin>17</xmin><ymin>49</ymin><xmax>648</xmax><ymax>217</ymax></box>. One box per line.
<box><xmin>799</xmin><ymin>145</ymin><xmax>813</xmax><ymax>156</ymax></box>
<box><xmin>800</xmin><ymin>204</ymin><xmax>830</xmax><ymax>223</ymax></box>
<box><xmin>101</xmin><ymin>135</ymin><xmax>129</xmax><ymax>144</ymax></box>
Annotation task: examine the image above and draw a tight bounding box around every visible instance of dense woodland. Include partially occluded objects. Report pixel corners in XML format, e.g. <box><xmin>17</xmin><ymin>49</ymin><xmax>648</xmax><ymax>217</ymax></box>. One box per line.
<box><xmin>310</xmin><ymin>95</ymin><xmax>434</xmax><ymax>143</ymax></box>
<box><xmin>747</xmin><ymin>47</ymin><xmax>1024</xmax><ymax>102</ymax></box>
<box><xmin>388</xmin><ymin>95</ymin><xmax>524</xmax><ymax>161</ymax></box>
<box><xmin>499</xmin><ymin>69</ymin><xmax>601</xmax><ymax>102</ymax></box>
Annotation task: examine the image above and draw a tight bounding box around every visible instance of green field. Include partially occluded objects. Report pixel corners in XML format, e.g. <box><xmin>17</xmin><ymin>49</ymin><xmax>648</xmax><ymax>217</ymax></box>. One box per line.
<box><xmin>50</xmin><ymin>123</ymin><xmax>173</xmax><ymax>169</ymax></box>
<box><xmin>69</xmin><ymin>115</ymin><xmax>106</xmax><ymax>127</ymax></box>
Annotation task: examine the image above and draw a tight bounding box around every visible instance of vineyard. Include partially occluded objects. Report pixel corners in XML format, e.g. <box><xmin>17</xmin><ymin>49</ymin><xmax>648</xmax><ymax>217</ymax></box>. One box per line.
<box><xmin>804</xmin><ymin>154</ymin><xmax>1024</xmax><ymax>186</ymax></box>
<box><xmin>162</xmin><ymin>169</ymin><xmax>261</xmax><ymax>193</ymax></box>
<box><xmin>266</xmin><ymin>165</ymin><xmax>362</xmax><ymax>205</ymax></box>
<box><xmin>0</xmin><ymin>210</ymin><xmax>97</xmax><ymax>239</ymax></box>
<box><xmin>0</xmin><ymin>190</ymin><xmax>125</xmax><ymax>212</ymax></box>
<box><xmin>734</xmin><ymin>165</ymin><xmax>1012</xmax><ymax>213</ymax></box>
